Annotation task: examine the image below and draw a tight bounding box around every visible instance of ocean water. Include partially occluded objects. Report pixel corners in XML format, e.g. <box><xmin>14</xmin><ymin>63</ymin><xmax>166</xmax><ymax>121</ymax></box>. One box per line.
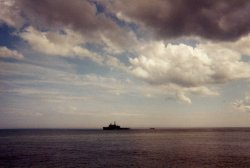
<box><xmin>1</xmin><ymin>128</ymin><xmax>250</xmax><ymax>168</ymax></box>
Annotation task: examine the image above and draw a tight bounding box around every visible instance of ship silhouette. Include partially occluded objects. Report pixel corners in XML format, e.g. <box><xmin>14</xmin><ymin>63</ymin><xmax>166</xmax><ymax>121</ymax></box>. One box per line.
<box><xmin>103</xmin><ymin>121</ymin><xmax>130</xmax><ymax>130</ymax></box>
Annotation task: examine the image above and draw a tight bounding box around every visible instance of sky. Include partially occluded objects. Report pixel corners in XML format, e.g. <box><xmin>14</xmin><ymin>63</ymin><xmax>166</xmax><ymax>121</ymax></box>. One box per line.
<box><xmin>1</xmin><ymin>0</ymin><xmax>250</xmax><ymax>128</ymax></box>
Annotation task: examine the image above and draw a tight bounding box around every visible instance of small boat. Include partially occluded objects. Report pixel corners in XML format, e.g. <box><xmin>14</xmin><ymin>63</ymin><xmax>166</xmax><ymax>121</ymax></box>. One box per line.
<box><xmin>103</xmin><ymin>121</ymin><xmax>130</xmax><ymax>130</ymax></box>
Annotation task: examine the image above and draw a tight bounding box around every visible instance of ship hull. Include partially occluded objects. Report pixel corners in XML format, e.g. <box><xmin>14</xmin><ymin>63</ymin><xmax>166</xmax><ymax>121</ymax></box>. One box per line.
<box><xmin>103</xmin><ymin>127</ymin><xmax>130</xmax><ymax>130</ymax></box>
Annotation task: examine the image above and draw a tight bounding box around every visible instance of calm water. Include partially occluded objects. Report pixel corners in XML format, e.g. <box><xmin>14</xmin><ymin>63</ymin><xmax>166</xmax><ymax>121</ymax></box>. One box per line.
<box><xmin>1</xmin><ymin>128</ymin><xmax>250</xmax><ymax>168</ymax></box>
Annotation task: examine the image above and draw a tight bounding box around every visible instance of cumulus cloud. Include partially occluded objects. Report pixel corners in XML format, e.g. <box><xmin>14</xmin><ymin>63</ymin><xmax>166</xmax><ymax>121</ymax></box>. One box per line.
<box><xmin>201</xmin><ymin>33</ymin><xmax>250</xmax><ymax>56</ymax></box>
<box><xmin>130</xmin><ymin>42</ymin><xmax>211</xmax><ymax>87</ymax></box>
<box><xmin>105</xmin><ymin>0</ymin><xmax>250</xmax><ymax>41</ymax></box>
<box><xmin>129</xmin><ymin>41</ymin><xmax>250</xmax><ymax>103</ymax></box>
<box><xmin>130</xmin><ymin>42</ymin><xmax>250</xmax><ymax>86</ymax></box>
<box><xmin>0</xmin><ymin>46</ymin><xmax>24</xmax><ymax>59</ymax></box>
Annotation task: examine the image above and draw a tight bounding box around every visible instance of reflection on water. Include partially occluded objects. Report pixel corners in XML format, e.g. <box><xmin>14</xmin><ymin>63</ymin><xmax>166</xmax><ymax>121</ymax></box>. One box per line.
<box><xmin>1</xmin><ymin>128</ymin><xmax>250</xmax><ymax>168</ymax></box>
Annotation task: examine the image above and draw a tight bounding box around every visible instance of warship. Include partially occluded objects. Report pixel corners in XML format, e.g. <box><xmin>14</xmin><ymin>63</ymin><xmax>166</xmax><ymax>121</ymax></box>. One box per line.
<box><xmin>103</xmin><ymin>121</ymin><xmax>130</xmax><ymax>130</ymax></box>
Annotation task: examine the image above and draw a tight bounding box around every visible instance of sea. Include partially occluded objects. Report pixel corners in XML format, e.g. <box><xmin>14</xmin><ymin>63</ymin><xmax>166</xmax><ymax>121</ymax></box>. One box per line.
<box><xmin>1</xmin><ymin>128</ymin><xmax>250</xmax><ymax>168</ymax></box>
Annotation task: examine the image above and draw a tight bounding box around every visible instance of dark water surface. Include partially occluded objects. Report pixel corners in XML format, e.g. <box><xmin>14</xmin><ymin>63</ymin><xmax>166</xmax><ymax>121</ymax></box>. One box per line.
<box><xmin>1</xmin><ymin>128</ymin><xmax>250</xmax><ymax>168</ymax></box>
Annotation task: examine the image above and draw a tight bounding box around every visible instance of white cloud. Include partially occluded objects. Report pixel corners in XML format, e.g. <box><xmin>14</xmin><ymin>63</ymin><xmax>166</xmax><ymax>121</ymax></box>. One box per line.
<box><xmin>104</xmin><ymin>55</ymin><xmax>127</xmax><ymax>71</ymax></box>
<box><xmin>130</xmin><ymin>42</ymin><xmax>211</xmax><ymax>87</ymax></box>
<box><xmin>19</xmin><ymin>26</ymin><xmax>131</xmax><ymax>70</ymax></box>
<box><xmin>99</xmin><ymin>29</ymin><xmax>139</xmax><ymax>54</ymax></box>
<box><xmin>0</xmin><ymin>60</ymin><xmax>129</xmax><ymax>96</ymax></box>
<box><xmin>0</xmin><ymin>46</ymin><xmax>24</xmax><ymax>59</ymax></box>
<box><xmin>201</xmin><ymin>33</ymin><xmax>250</xmax><ymax>57</ymax></box>
<box><xmin>176</xmin><ymin>92</ymin><xmax>191</xmax><ymax>104</ymax></box>
<box><xmin>129</xmin><ymin>41</ymin><xmax>250</xmax><ymax>103</ymax></box>
<box><xmin>233</xmin><ymin>96</ymin><xmax>250</xmax><ymax>113</ymax></box>
<box><xmin>19</xmin><ymin>26</ymin><xmax>103</xmax><ymax>63</ymax></box>
<box><xmin>0</xmin><ymin>59</ymin><xmax>179</xmax><ymax>101</ymax></box>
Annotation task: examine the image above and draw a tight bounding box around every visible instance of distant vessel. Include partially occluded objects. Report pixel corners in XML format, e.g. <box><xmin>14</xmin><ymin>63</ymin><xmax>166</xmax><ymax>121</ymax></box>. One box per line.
<box><xmin>103</xmin><ymin>121</ymin><xmax>130</xmax><ymax>130</ymax></box>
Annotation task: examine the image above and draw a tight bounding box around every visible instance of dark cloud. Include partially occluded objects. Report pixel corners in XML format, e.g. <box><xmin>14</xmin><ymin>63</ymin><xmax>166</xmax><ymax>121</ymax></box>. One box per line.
<box><xmin>9</xmin><ymin>0</ymin><xmax>250</xmax><ymax>43</ymax></box>
<box><xmin>107</xmin><ymin>0</ymin><xmax>250</xmax><ymax>41</ymax></box>
<box><xmin>17</xmin><ymin>0</ymin><xmax>115</xmax><ymax>34</ymax></box>
<box><xmin>14</xmin><ymin>0</ymin><xmax>137</xmax><ymax>50</ymax></box>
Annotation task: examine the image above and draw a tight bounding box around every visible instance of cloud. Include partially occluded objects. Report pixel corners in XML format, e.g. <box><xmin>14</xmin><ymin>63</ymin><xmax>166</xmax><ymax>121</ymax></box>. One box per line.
<box><xmin>104</xmin><ymin>55</ymin><xmax>127</xmax><ymax>71</ymax></box>
<box><xmin>0</xmin><ymin>60</ymin><xmax>128</xmax><ymax>96</ymax></box>
<box><xmin>14</xmin><ymin>0</ymin><xmax>137</xmax><ymax>51</ymax></box>
<box><xmin>176</xmin><ymin>92</ymin><xmax>191</xmax><ymax>104</ymax></box>
<box><xmin>130</xmin><ymin>41</ymin><xmax>250</xmax><ymax>87</ymax></box>
<box><xmin>0</xmin><ymin>0</ymin><xmax>23</xmax><ymax>28</ymax></box>
<box><xmin>106</xmin><ymin>0</ymin><xmax>250</xmax><ymax>41</ymax></box>
<box><xmin>201</xmin><ymin>33</ymin><xmax>250</xmax><ymax>56</ymax></box>
<box><xmin>0</xmin><ymin>46</ymin><xmax>24</xmax><ymax>59</ymax></box>
<box><xmin>2</xmin><ymin>0</ymin><xmax>250</xmax><ymax>106</ymax></box>
<box><xmin>19</xmin><ymin>26</ymin><xmax>103</xmax><ymax>63</ymax></box>
<box><xmin>0</xmin><ymin>59</ymin><xmax>179</xmax><ymax>101</ymax></box>
<box><xmin>129</xmin><ymin>41</ymin><xmax>250</xmax><ymax>103</ymax></box>
<box><xmin>0</xmin><ymin>0</ymin><xmax>138</xmax><ymax>55</ymax></box>
<box><xmin>233</xmin><ymin>96</ymin><xmax>250</xmax><ymax>113</ymax></box>
<box><xmin>19</xmin><ymin>26</ymin><xmax>131</xmax><ymax>70</ymax></box>
<box><xmin>16</xmin><ymin>0</ymin><xmax>115</xmax><ymax>33</ymax></box>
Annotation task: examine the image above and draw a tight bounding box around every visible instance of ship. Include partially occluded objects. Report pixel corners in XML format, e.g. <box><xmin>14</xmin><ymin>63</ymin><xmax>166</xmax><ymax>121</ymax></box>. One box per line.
<box><xmin>103</xmin><ymin>121</ymin><xmax>130</xmax><ymax>130</ymax></box>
